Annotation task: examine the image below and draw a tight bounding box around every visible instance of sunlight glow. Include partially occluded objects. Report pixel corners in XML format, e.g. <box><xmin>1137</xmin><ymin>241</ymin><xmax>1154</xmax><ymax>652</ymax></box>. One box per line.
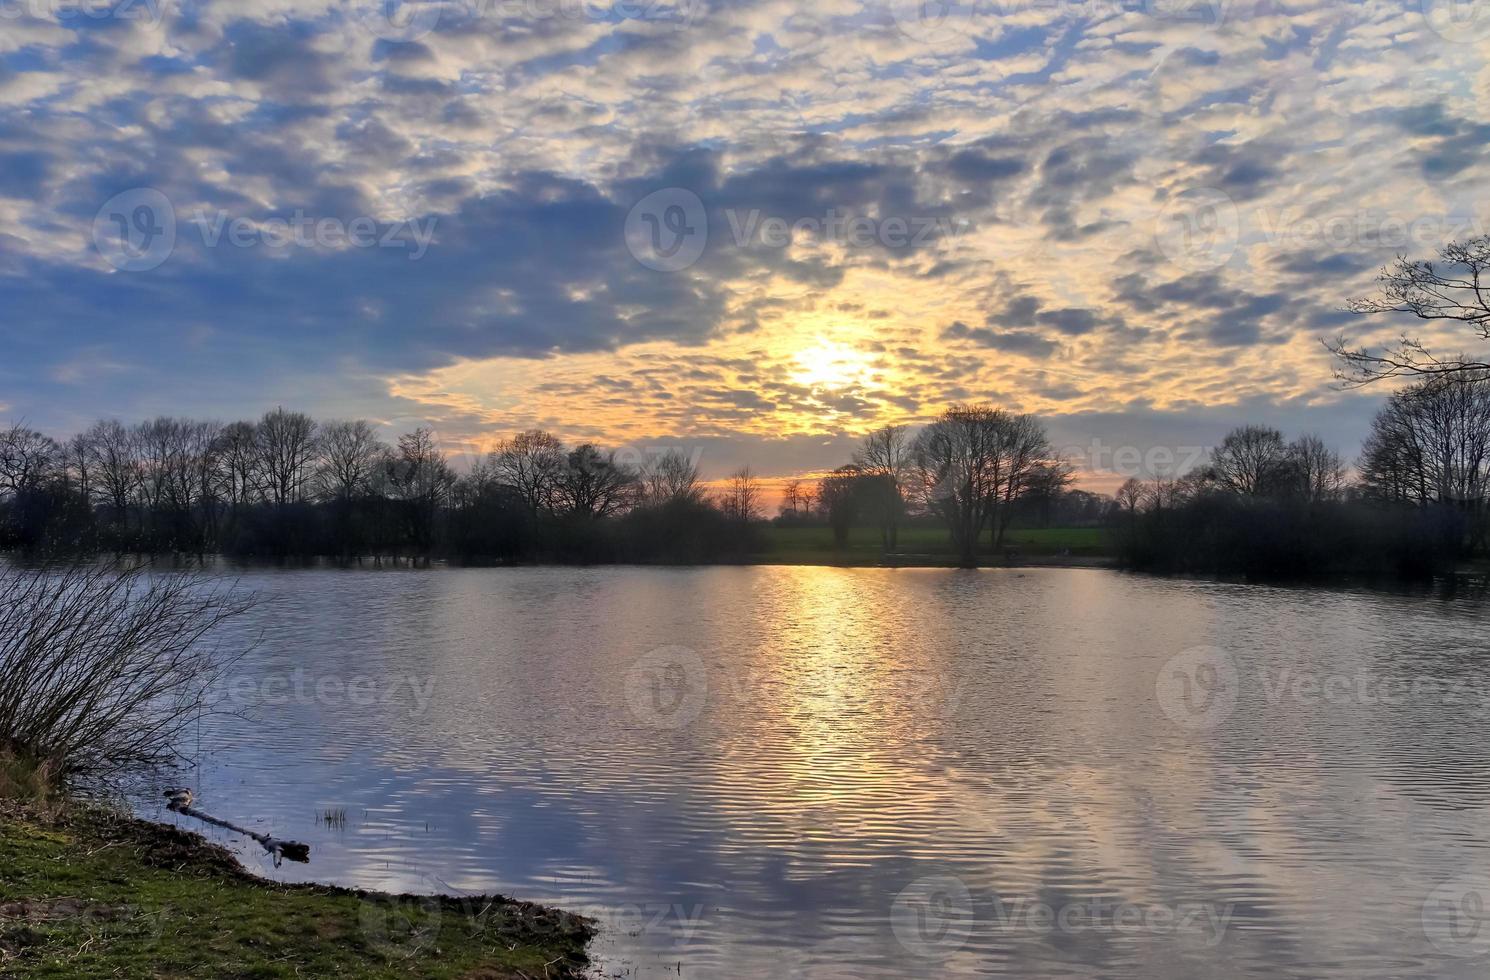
<box><xmin>790</xmin><ymin>340</ymin><xmax>874</xmax><ymax>391</ymax></box>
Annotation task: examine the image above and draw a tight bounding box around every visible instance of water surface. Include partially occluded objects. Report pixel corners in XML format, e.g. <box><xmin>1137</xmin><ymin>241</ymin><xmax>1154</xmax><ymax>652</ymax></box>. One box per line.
<box><xmin>144</xmin><ymin>565</ymin><xmax>1490</xmax><ymax>978</ymax></box>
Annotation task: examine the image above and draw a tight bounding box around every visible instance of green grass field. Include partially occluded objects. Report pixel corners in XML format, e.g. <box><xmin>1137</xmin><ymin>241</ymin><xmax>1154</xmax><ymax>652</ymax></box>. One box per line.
<box><xmin>762</xmin><ymin>524</ymin><xmax>1111</xmax><ymax>565</ymax></box>
<box><xmin>0</xmin><ymin>802</ymin><xmax>593</xmax><ymax>979</ymax></box>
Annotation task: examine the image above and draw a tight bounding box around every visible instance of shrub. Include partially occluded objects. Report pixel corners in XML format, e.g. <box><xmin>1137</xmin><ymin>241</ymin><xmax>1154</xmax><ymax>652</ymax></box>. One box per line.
<box><xmin>0</xmin><ymin>561</ymin><xmax>252</xmax><ymax>784</ymax></box>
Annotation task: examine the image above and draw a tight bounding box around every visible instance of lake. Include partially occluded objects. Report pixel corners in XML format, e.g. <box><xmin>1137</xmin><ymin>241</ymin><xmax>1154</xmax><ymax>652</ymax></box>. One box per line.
<box><xmin>144</xmin><ymin>565</ymin><xmax>1490</xmax><ymax>978</ymax></box>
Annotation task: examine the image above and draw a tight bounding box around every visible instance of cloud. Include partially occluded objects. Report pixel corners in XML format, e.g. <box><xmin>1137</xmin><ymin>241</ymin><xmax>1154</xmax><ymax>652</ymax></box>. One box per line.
<box><xmin>0</xmin><ymin>0</ymin><xmax>1480</xmax><ymax>480</ymax></box>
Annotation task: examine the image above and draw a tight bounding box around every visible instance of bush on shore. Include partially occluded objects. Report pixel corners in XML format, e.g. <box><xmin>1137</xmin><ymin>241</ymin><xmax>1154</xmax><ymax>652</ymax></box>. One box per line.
<box><xmin>0</xmin><ymin>562</ymin><xmax>252</xmax><ymax>786</ymax></box>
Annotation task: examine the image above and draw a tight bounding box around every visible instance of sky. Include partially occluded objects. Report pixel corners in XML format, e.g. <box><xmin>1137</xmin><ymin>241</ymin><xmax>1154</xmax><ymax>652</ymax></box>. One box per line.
<box><xmin>1</xmin><ymin>0</ymin><xmax>1487</xmax><ymax>490</ymax></box>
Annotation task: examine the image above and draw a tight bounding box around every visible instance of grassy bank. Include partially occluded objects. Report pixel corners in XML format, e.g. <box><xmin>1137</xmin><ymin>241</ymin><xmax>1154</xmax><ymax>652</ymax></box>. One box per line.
<box><xmin>0</xmin><ymin>800</ymin><xmax>593</xmax><ymax>979</ymax></box>
<box><xmin>761</xmin><ymin>524</ymin><xmax>1113</xmax><ymax>566</ymax></box>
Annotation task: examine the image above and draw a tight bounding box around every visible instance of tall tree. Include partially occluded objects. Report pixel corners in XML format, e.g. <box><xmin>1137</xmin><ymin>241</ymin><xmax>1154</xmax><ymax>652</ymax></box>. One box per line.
<box><xmin>79</xmin><ymin>419</ymin><xmax>140</xmax><ymax>525</ymax></box>
<box><xmin>816</xmin><ymin>465</ymin><xmax>868</xmax><ymax>549</ymax></box>
<box><xmin>718</xmin><ymin>467</ymin><xmax>761</xmax><ymax>523</ymax></box>
<box><xmin>555</xmin><ymin>444</ymin><xmax>638</xmax><ymax>519</ymax></box>
<box><xmin>315</xmin><ymin>420</ymin><xmax>387</xmax><ymax>504</ymax></box>
<box><xmin>383</xmin><ymin>427</ymin><xmax>455</xmax><ymax>550</ymax></box>
<box><xmin>910</xmin><ymin>405</ymin><xmax>1053</xmax><ymax>566</ymax></box>
<box><xmin>214</xmin><ymin>420</ymin><xmax>261</xmax><ymax>516</ymax></box>
<box><xmin>1210</xmin><ymin>425</ymin><xmax>1288</xmax><ymax>498</ymax></box>
<box><xmin>493</xmin><ymin>430</ymin><xmax>565</xmax><ymax>516</ymax></box>
<box><xmin>0</xmin><ymin>424</ymin><xmax>60</xmax><ymax>498</ymax></box>
<box><xmin>853</xmin><ymin>424</ymin><xmax>911</xmax><ymax>550</ymax></box>
<box><xmin>255</xmin><ymin>409</ymin><xmax>319</xmax><ymax>508</ymax></box>
<box><xmin>778</xmin><ymin>478</ymin><xmax>806</xmax><ymax>519</ymax></box>
<box><xmin>1285</xmin><ymin>434</ymin><xmax>1345</xmax><ymax>504</ymax></box>
<box><xmin>640</xmin><ymin>449</ymin><xmax>704</xmax><ymax>508</ymax></box>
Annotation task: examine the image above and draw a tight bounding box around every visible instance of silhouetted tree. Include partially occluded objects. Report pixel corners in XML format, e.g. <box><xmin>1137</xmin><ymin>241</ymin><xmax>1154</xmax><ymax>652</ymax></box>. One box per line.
<box><xmin>1116</xmin><ymin>477</ymin><xmax>1146</xmax><ymax>517</ymax></box>
<box><xmin>0</xmin><ymin>424</ymin><xmax>59</xmax><ymax>498</ymax></box>
<box><xmin>816</xmin><ymin>465</ymin><xmax>867</xmax><ymax>549</ymax></box>
<box><xmin>1285</xmin><ymin>434</ymin><xmax>1346</xmax><ymax>504</ymax></box>
<box><xmin>255</xmin><ymin>408</ymin><xmax>319</xmax><ymax>509</ymax></box>
<box><xmin>718</xmin><ymin>467</ymin><xmax>761</xmax><ymax>523</ymax></box>
<box><xmin>1210</xmin><ymin>425</ymin><xmax>1288</xmax><ymax>498</ymax></box>
<box><xmin>853</xmin><ymin>424</ymin><xmax>911</xmax><ymax>550</ymax></box>
<box><xmin>383</xmin><ymin>428</ymin><xmax>455</xmax><ymax>551</ymax></box>
<box><xmin>493</xmin><ymin>430</ymin><xmax>565</xmax><ymax>516</ymax></box>
<box><xmin>909</xmin><ymin>405</ymin><xmax>1055</xmax><ymax>566</ymax></box>
<box><xmin>641</xmin><ymin>450</ymin><xmax>705</xmax><ymax>508</ymax></box>
<box><xmin>1332</xmin><ymin>236</ymin><xmax>1490</xmax><ymax>385</ymax></box>
<box><xmin>555</xmin><ymin>444</ymin><xmax>638</xmax><ymax>520</ymax></box>
<box><xmin>778</xmin><ymin>478</ymin><xmax>807</xmax><ymax>520</ymax></box>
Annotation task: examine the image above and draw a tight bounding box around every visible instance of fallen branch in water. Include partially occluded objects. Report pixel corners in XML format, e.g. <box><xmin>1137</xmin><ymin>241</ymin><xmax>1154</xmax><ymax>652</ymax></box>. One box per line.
<box><xmin>165</xmin><ymin>791</ymin><xmax>309</xmax><ymax>866</ymax></box>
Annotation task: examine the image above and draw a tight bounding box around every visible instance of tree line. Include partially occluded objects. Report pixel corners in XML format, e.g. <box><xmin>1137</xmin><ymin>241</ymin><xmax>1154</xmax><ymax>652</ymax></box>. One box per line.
<box><xmin>3</xmin><ymin>377</ymin><xmax>1488</xmax><ymax>576</ymax></box>
<box><xmin>1114</xmin><ymin>373</ymin><xmax>1490</xmax><ymax>578</ymax></box>
<box><xmin>0</xmin><ymin>410</ymin><xmax>760</xmax><ymax>562</ymax></box>
<box><xmin>0</xmin><ymin>404</ymin><xmax>1088</xmax><ymax>566</ymax></box>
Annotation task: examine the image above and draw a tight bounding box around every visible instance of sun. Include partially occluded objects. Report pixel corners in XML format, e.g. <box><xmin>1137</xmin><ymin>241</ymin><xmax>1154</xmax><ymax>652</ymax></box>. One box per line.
<box><xmin>791</xmin><ymin>340</ymin><xmax>874</xmax><ymax>391</ymax></box>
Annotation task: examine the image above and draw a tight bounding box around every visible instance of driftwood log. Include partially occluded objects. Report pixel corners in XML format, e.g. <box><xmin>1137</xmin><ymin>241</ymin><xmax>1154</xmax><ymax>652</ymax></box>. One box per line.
<box><xmin>165</xmin><ymin>790</ymin><xmax>310</xmax><ymax>865</ymax></box>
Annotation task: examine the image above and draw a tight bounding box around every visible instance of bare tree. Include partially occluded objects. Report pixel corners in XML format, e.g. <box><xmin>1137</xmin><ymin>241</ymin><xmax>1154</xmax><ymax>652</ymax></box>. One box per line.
<box><xmin>778</xmin><ymin>478</ymin><xmax>806</xmax><ymax>519</ymax></box>
<box><xmin>0</xmin><ymin>423</ymin><xmax>60</xmax><ymax>498</ymax></box>
<box><xmin>79</xmin><ymin>419</ymin><xmax>140</xmax><ymax>525</ymax></box>
<box><xmin>132</xmin><ymin>417</ymin><xmax>180</xmax><ymax>517</ymax></box>
<box><xmin>1330</xmin><ymin>236</ymin><xmax>1490</xmax><ymax>385</ymax></box>
<box><xmin>1019</xmin><ymin>459</ymin><xmax>1075</xmax><ymax>529</ymax></box>
<box><xmin>1286</xmin><ymin>434</ymin><xmax>1346</xmax><ymax>504</ymax></box>
<box><xmin>816</xmin><ymin>465</ymin><xmax>866</xmax><ymax>548</ymax></box>
<box><xmin>853</xmin><ymin>424</ymin><xmax>911</xmax><ymax>549</ymax></box>
<box><xmin>640</xmin><ymin>449</ymin><xmax>704</xmax><ymax>508</ymax></box>
<box><xmin>383</xmin><ymin>427</ymin><xmax>456</xmax><ymax>549</ymax></box>
<box><xmin>1358</xmin><ymin>375</ymin><xmax>1490</xmax><ymax>508</ymax></box>
<box><xmin>718</xmin><ymin>467</ymin><xmax>761</xmax><ymax>523</ymax></box>
<box><xmin>1210</xmin><ymin>425</ymin><xmax>1288</xmax><ymax>497</ymax></box>
<box><xmin>255</xmin><ymin>408</ymin><xmax>319</xmax><ymax>508</ymax></box>
<box><xmin>315</xmin><ymin>420</ymin><xmax>387</xmax><ymax>504</ymax></box>
<box><xmin>63</xmin><ymin>432</ymin><xmax>92</xmax><ymax>506</ymax></box>
<box><xmin>214</xmin><ymin>420</ymin><xmax>261</xmax><ymax>512</ymax></box>
<box><xmin>989</xmin><ymin>414</ymin><xmax>1056</xmax><ymax>548</ymax></box>
<box><xmin>1116</xmin><ymin>476</ymin><xmax>1146</xmax><ymax>517</ymax></box>
<box><xmin>555</xmin><ymin>444</ymin><xmax>639</xmax><ymax>519</ymax></box>
<box><xmin>131</xmin><ymin>418</ymin><xmax>221</xmax><ymax>547</ymax></box>
<box><xmin>493</xmin><ymin>430</ymin><xmax>565</xmax><ymax>516</ymax></box>
<box><xmin>910</xmin><ymin>405</ymin><xmax>1053</xmax><ymax>566</ymax></box>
